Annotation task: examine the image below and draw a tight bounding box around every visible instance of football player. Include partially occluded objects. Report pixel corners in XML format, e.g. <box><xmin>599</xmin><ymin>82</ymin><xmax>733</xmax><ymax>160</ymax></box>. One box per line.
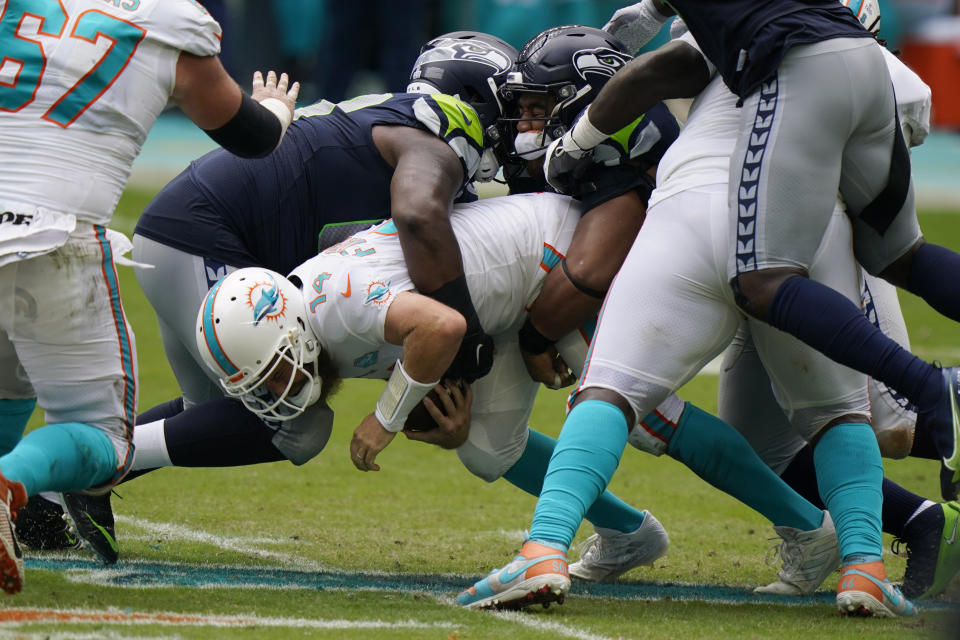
<box><xmin>199</xmin><ymin>193</ymin><xmax>675</xmax><ymax>587</ymax></box>
<box><xmin>549</xmin><ymin>0</ymin><xmax>960</xmax><ymax>546</ymax></box>
<box><xmin>452</xmin><ymin>26</ymin><xmax>846</xmax><ymax>607</ymax></box>
<box><xmin>463</xmin><ymin>8</ymin><xmax>929</xmax><ymax>616</ymax></box>
<box><xmin>44</xmin><ymin>31</ymin><xmax>515</xmax><ymax>564</ymax></box>
<box><xmin>0</xmin><ymin>0</ymin><xmax>298</xmax><ymax>594</ymax></box>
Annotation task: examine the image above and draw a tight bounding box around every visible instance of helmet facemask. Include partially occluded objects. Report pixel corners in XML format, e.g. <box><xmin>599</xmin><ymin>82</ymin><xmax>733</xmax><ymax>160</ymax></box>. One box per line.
<box><xmin>225</xmin><ymin>323</ymin><xmax>323</xmax><ymax>422</ymax></box>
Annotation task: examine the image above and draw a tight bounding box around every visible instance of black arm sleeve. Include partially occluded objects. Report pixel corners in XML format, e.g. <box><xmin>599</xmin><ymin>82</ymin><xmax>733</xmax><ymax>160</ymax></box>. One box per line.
<box><xmin>203</xmin><ymin>93</ymin><xmax>283</xmax><ymax>159</ymax></box>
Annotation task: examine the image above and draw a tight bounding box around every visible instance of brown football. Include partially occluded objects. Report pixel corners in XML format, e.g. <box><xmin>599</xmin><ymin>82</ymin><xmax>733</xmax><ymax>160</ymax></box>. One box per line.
<box><xmin>403</xmin><ymin>389</ymin><xmax>445</xmax><ymax>432</ymax></box>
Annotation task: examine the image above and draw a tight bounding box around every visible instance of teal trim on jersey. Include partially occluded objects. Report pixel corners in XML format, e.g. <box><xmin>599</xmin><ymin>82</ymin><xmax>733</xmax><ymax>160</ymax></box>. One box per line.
<box><xmin>814</xmin><ymin>422</ymin><xmax>883</xmax><ymax>562</ymax></box>
<box><xmin>540</xmin><ymin>244</ymin><xmax>562</xmax><ymax>271</ymax></box>
<box><xmin>371</xmin><ymin>220</ymin><xmax>398</xmax><ymax>235</ymax></box>
<box><xmin>529</xmin><ymin>400</ymin><xmax>628</xmax><ymax>547</ymax></box>
<box><xmin>503</xmin><ymin>429</ymin><xmax>645</xmax><ymax>534</ymax></box>
<box><xmin>428</xmin><ymin>94</ymin><xmax>484</xmax><ymax>148</ymax></box>
<box><xmin>0</xmin><ymin>1</ymin><xmax>67</xmax><ymax>111</ymax></box>
<box><xmin>579</xmin><ymin>317</ymin><xmax>597</xmax><ymax>343</ymax></box>
<box><xmin>668</xmin><ymin>403</ymin><xmax>823</xmax><ymax>530</ymax></box>
<box><xmin>95</xmin><ymin>226</ymin><xmax>136</xmax><ymax>435</ymax></box>
<box><xmin>45</xmin><ymin>11</ymin><xmax>147</xmax><ymax>127</ymax></box>
<box><xmin>0</xmin><ymin>422</ymin><xmax>117</xmax><ymax>495</ymax></box>
<box><xmin>608</xmin><ymin>115</ymin><xmax>646</xmax><ymax>156</ymax></box>
<box><xmin>0</xmin><ymin>398</ymin><xmax>35</xmax><ymax>456</ymax></box>
<box><xmin>201</xmin><ymin>278</ymin><xmax>240</xmax><ymax>377</ymax></box>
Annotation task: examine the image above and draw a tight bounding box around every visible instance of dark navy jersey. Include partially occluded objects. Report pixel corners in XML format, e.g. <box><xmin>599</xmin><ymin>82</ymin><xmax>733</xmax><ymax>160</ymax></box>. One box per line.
<box><xmin>134</xmin><ymin>93</ymin><xmax>484</xmax><ymax>276</ymax></box>
<box><xmin>667</xmin><ymin>0</ymin><xmax>872</xmax><ymax>98</ymax></box>
<box><xmin>575</xmin><ymin>100</ymin><xmax>680</xmax><ymax>210</ymax></box>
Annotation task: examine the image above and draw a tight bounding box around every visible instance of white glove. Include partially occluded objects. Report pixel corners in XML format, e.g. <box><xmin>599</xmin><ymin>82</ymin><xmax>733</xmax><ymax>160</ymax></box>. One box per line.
<box><xmin>603</xmin><ymin>0</ymin><xmax>670</xmax><ymax>53</ymax></box>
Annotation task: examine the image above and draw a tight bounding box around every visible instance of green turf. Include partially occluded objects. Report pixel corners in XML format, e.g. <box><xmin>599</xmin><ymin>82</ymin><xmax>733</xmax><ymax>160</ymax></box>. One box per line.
<box><xmin>7</xmin><ymin>187</ymin><xmax>959</xmax><ymax>639</ymax></box>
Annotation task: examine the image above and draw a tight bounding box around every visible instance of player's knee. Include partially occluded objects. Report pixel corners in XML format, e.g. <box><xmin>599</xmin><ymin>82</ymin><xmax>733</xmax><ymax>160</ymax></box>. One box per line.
<box><xmin>875</xmin><ymin>238</ymin><xmax>923</xmax><ymax>289</ymax></box>
<box><xmin>809</xmin><ymin>413</ymin><xmax>872</xmax><ymax>447</ymax></box>
<box><xmin>571</xmin><ymin>387</ymin><xmax>634</xmax><ymax>427</ymax></box>
<box><xmin>730</xmin><ymin>267</ymin><xmax>806</xmax><ymax>320</ymax></box>
<box><xmin>875</xmin><ymin>423</ymin><xmax>914</xmax><ymax>459</ymax></box>
<box><xmin>456</xmin><ymin>443</ymin><xmax>510</xmax><ymax>483</ymax></box>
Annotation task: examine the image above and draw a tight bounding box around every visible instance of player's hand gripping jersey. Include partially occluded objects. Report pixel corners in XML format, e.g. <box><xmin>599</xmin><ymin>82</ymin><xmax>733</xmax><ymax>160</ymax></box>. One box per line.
<box><xmin>0</xmin><ymin>0</ymin><xmax>220</xmax><ymax>255</ymax></box>
<box><xmin>133</xmin><ymin>93</ymin><xmax>484</xmax><ymax>276</ymax></box>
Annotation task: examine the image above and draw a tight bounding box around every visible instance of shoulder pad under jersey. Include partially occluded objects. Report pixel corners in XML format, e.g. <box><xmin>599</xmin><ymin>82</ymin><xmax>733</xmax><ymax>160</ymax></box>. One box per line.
<box><xmin>139</xmin><ymin>0</ymin><xmax>221</xmax><ymax>57</ymax></box>
<box><xmin>410</xmin><ymin>94</ymin><xmax>484</xmax><ymax>183</ymax></box>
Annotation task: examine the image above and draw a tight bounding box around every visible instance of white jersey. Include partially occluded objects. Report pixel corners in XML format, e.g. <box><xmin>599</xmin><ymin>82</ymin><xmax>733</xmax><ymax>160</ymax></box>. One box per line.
<box><xmin>649</xmin><ymin>38</ymin><xmax>931</xmax><ymax>209</ymax></box>
<box><xmin>288</xmin><ymin>192</ymin><xmax>582</xmax><ymax>380</ymax></box>
<box><xmin>0</xmin><ymin>0</ymin><xmax>220</xmax><ymax>227</ymax></box>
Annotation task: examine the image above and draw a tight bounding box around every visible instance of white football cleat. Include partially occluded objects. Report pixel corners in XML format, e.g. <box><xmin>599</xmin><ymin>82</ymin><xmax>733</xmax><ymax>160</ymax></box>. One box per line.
<box><xmin>755</xmin><ymin>510</ymin><xmax>840</xmax><ymax>595</ymax></box>
<box><xmin>569</xmin><ymin>511</ymin><xmax>669</xmax><ymax>582</ymax></box>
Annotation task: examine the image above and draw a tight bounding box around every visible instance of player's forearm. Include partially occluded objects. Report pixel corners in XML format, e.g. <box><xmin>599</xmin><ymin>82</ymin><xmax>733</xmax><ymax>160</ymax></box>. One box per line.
<box><xmin>526</xmin><ymin>268</ymin><xmax>602</xmax><ymax>343</ymax></box>
<box><xmin>390</xmin><ymin>162</ymin><xmax>465</xmax><ymax>293</ymax></box>
<box><xmin>386</xmin><ymin>294</ymin><xmax>467</xmax><ymax>383</ymax></box>
<box><xmin>587</xmin><ymin>41</ymin><xmax>711</xmax><ymax>137</ymax></box>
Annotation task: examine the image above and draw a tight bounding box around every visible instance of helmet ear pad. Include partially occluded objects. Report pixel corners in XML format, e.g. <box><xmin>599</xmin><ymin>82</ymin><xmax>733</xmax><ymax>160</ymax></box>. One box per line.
<box><xmin>195</xmin><ymin>267</ymin><xmax>323</xmax><ymax>421</ymax></box>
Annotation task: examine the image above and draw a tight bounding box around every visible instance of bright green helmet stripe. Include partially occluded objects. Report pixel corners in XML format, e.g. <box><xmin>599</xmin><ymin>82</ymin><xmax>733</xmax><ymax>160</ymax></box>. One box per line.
<box><xmin>429</xmin><ymin>94</ymin><xmax>484</xmax><ymax>147</ymax></box>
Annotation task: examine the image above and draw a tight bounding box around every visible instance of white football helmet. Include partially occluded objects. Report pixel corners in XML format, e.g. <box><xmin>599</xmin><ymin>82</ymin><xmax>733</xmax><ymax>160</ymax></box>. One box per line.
<box><xmin>196</xmin><ymin>268</ymin><xmax>323</xmax><ymax>421</ymax></box>
<box><xmin>840</xmin><ymin>0</ymin><xmax>881</xmax><ymax>35</ymax></box>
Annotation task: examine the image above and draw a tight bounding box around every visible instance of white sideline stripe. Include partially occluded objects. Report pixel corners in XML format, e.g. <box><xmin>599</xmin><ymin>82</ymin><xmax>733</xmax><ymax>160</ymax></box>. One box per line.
<box><xmin>76</xmin><ymin>518</ymin><xmax>620</xmax><ymax>640</ymax></box>
<box><xmin>0</xmin><ymin>607</ymin><xmax>457</xmax><ymax>631</ymax></box>
<box><xmin>494</xmin><ymin>610</ymin><xmax>619</xmax><ymax>640</ymax></box>
<box><xmin>116</xmin><ymin>515</ymin><xmax>323</xmax><ymax>569</ymax></box>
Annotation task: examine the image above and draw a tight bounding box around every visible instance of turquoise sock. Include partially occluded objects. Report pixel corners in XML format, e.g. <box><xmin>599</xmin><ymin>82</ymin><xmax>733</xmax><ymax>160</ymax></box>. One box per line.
<box><xmin>813</xmin><ymin>423</ymin><xmax>883</xmax><ymax>563</ymax></box>
<box><xmin>0</xmin><ymin>422</ymin><xmax>118</xmax><ymax>495</ymax></box>
<box><xmin>667</xmin><ymin>403</ymin><xmax>823</xmax><ymax>530</ymax></box>
<box><xmin>0</xmin><ymin>398</ymin><xmax>35</xmax><ymax>456</ymax></box>
<box><xmin>503</xmin><ymin>429</ymin><xmax>645</xmax><ymax>533</ymax></box>
<box><xmin>529</xmin><ymin>400</ymin><xmax>628</xmax><ymax>549</ymax></box>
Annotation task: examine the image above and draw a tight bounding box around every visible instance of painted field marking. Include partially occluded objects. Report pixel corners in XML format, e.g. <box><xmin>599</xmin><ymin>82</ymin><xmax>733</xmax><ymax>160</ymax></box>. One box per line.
<box><xmin>0</xmin><ymin>607</ymin><xmax>458</xmax><ymax>631</ymax></box>
<box><xmin>25</xmin><ymin>557</ymin><xmax>960</xmax><ymax>611</ymax></box>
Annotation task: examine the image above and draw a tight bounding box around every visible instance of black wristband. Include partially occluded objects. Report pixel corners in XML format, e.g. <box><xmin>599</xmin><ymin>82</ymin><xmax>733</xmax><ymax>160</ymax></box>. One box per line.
<box><xmin>203</xmin><ymin>93</ymin><xmax>282</xmax><ymax>159</ymax></box>
<box><xmin>423</xmin><ymin>274</ymin><xmax>482</xmax><ymax>334</ymax></box>
<box><xmin>518</xmin><ymin>317</ymin><xmax>554</xmax><ymax>355</ymax></box>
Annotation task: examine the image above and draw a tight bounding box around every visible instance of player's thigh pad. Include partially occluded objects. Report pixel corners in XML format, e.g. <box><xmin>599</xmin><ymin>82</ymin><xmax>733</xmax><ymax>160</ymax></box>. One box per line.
<box><xmin>133</xmin><ymin>234</ymin><xmax>236</xmax><ymax>407</ymax></box>
<box><xmin>728</xmin><ymin>39</ymin><xmax>877</xmax><ymax>279</ymax></box>
<box><xmin>580</xmin><ymin>187</ymin><xmax>741</xmax><ymax>423</ymax></box>
<box><xmin>3</xmin><ymin>225</ymin><xmax>136</xmax><ymax>460</ymax></box>
<box><xmin>718</xmin><ymin>321</ymin><xmax>808</xmax><ymax>474</ymax></box>
<box><xmin>456</xmin><ymin>337</ymin><xmax>540</xmax><ymax>482</ymax></box>
<box><xmin>749</xmin><ymin>207</ymin><xmax>870</xmax><ymax>440</ymax></box>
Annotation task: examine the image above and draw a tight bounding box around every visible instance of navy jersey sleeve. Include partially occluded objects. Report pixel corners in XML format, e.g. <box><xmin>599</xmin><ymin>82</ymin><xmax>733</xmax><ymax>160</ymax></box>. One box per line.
<box><xmin>572</xmin><ymin>102</ymin><xmax>680</xmax><ymax>211</ymax></box>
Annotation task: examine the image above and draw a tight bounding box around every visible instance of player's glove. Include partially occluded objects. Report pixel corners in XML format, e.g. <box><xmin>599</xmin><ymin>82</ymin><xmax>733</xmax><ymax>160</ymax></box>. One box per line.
<box><xmin>544</xmin><ymin>135</ymin><xmax>595</xmax><ymax>195</ymax></box>
<box><xmin>603</xmin><ymin>0</ymin><xmax>670</xmax><ymax>53</ymax></box>
<box><xmin>445</xmin><ymin>330</ymin><xmax>495</xmax><ymax>383</ymax></box>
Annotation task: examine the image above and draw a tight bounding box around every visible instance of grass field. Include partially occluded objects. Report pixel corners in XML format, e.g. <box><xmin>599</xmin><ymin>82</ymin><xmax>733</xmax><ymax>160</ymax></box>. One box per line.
<box><xmin>3</xmin><ymin>187</ymin><xmax>960</xmax><ymax>639</ymax></box>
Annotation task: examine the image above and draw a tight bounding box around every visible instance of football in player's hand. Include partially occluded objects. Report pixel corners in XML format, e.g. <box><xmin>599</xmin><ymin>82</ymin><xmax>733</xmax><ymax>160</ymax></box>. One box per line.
<box><xmin>403</xmin><ymin>389</ymin><xmax>446</xmax><ymax>432</ymax></box>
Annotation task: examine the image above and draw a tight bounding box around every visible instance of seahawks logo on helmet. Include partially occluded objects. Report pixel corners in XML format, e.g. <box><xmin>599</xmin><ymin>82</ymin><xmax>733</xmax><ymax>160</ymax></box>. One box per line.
<box><xmin>573</xmin><ymin>47</ymin><xmax>631</xmax><ymax>81</ymax></box>
<box><xmin>415</xmin><ymin>38</ymin><xmax>513</xmax><ymax>73</ymax></box>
